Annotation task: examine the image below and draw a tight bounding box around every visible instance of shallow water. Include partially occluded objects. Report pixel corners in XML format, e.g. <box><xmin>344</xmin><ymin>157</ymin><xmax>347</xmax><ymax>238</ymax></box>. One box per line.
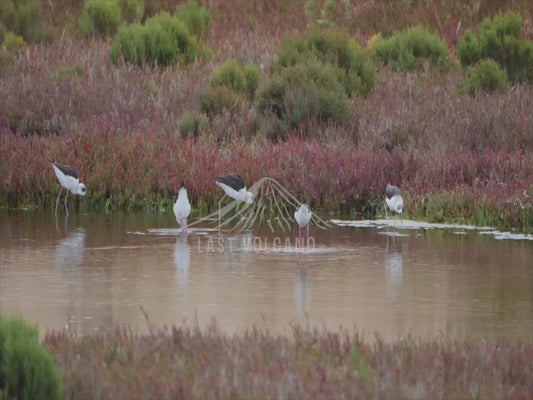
<box><xmin>1</xmin><ymin>210</ymin><xmax>532</xmax><ymax>341</ymax></box>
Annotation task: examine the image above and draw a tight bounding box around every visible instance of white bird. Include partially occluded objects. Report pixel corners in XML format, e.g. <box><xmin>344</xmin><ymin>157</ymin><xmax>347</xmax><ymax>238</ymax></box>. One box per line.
<box><xmin>215</xmin><ymin>174</ymin><xmax>254</xmax><ymax>227</ymax></box>
<box><xmin>50</xmin><ymin>162</ymin><xmax>87</xmax><ymax>217</ymax></box>
<box><xmin>189</xmin><ymin>177</ymin><xmax>330</xmax><ymax>233</ymax></box>
<box><xmin>173</xmin><ymin>183</ymin><xmax>191</xmax><ymax>232</ymax></box>
<box><xmin>294</xmin><ymin>203</ymin><xmax>312</xmax><ymax>248</ymax></box>
<box><xmin>386</xmin><ymin>183</ymin><xmax>403</xmax><ymax>226</ymax></box>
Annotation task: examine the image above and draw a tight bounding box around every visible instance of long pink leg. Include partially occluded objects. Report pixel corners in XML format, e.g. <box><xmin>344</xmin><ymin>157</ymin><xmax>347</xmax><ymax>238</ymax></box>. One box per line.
<box><xmin>306</xmin><ymin>224</ymin><xmax>310</xmax><ymax>249</ymax></box>
<box><xmin>55</xmin><ymin>187</ymin><xmax>63</xmax><ymax>216</ymax></box>
<box><xmin>218</xmin><ymin>194</ymin><xmax>226</xmax><ymax>230</ymax></box>
<box><xmin>64</xmin><ymin>191</ymin><xmax>69</xmax><ymax>217</ymax></box>
<box><xmin>298</xmin><ymin>226</ymin><xmax>302</xmax><ymax>248</ymax></box>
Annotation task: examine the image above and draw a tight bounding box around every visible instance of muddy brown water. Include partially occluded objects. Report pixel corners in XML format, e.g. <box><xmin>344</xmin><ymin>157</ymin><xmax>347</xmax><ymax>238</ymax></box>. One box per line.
<box><xmin>1</xmin><ymin>210</ymin><xmax>532</xmax><ymax>341</ymax></box>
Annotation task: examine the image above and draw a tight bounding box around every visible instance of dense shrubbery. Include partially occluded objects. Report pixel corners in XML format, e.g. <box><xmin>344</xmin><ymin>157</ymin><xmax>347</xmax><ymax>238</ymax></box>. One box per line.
<box><xmin>0</xmin><ymin>0</ymin><xmax>52</xmax><ymax>43</ymax></box>
<box><xmin>256</xmin><ymin>61</ymin><xmax>351</xmax><ymax>139</ymax></box>
<box><xmin>110</xmin><ymin>12</ymin><xmax>201</xmax><ymax>66</ymax></box>
<box><xmin>79</xmin><ymin>0</ymin><xmax>121</xmax><ymax>37</ymax></box>
<box><xmin>117</xmin><ymin>0</ymin><xmax>143</xmax><ymax>23</ymax></box>
<box><xmin>3</xmin><ymin>30</ymin><xmax>24</xmax><ymax>50</ymax></box>
<box><xmin>178</xmin><ymin>110</ymin><xmax>207</xmax><ymax>137</ymax></box>
<box><xmin>369</xmin><ymin>25</ymin><xmax>450</xmax><ymax>72</ymax></box>
<box><xmin>200</xmin><ymin>85</ymin><xmax>242</xmax><ymax>116</ymax></box>
<box><xmin>0</xmin><ymin>315</ymin><xmax>63</xmax><ymax>400</ymax></box>
<box><xmin>274</xmin><ymin>27</ymin><xmax>376</xmax><ymax>97</ymax></box>
<box><xmin>175</xmin><ymin>0</ymin><xmax>211</xmax><ymax>39</ymax></box>
<box><xmin>458</xmin><ymin>11</ymin><xmax>533</xmax><ymax>83</ymax></box>
<box><xmin>243</xmin><ymin>63</ymin><xmax>261</xmax><ymax>100</ymax></box>
<box><xmin>461</xmin><ymin>59</ymin><xmax>509</xmax><ymax>95</ymax></box>
<box><xmin>200</xmin><ymin>60</ymin><xmax>260</xmax><ymax>116</ymax></box>
<box><xmin>211</xmin><ymin>59</ymin><xmax>246</xmax><ymax>92</ymax></box>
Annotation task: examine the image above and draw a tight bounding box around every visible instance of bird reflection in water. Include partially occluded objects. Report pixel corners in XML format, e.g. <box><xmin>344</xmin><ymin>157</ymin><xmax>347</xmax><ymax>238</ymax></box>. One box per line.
<box><xmin>294</xmin><ymin>253</ymin><xmax>311</xmax><ymax>318</ymax></box>
<box><xmin>385</xmin><ymin>235</ymin><xmax>403</xmax><ymax>300</ymax></box>
<box><xmin>54</xmin><ymin>227</ymin><xmax>87</xmax><ymax>330</ymax></box>
<box><xmin>174</xmin><ymin>231</ymin><xmax>191</xmax><ymax>289</ymax></box>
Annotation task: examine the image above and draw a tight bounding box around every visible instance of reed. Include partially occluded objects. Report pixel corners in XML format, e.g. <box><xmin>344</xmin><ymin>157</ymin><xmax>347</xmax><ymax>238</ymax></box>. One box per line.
<box><xmin>43</xmin><ymin>321</ymin><xmax>533</xmax><ymax>400</ymax></box>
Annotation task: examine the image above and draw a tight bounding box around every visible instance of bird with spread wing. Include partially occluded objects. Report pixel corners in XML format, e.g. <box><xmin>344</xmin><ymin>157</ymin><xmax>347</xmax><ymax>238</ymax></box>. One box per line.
<box><xmin>189</xmin><ymin>176</ymin><xmax>330</xmax><ymax>233</ymax></box>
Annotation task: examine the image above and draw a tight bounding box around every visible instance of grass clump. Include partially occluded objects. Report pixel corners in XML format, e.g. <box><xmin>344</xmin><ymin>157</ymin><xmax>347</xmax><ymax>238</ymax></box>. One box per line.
<box><xmin>211</xmin><ymin>59</ymin><xmax>246</xmax><ymax>92</ymax></box>
<box><xmin>243</xmin><ymin>62</ymin><xmax>261</xmax><ymax>100</ymax></box>
<box><xmin>457</xmin><ymin>11</ymin><xmax>533</xmax><ymax>84</ymax></box>
<box><xmin>370</xmin><ymin>25</ymin><xmax>450</xmax><ymax>72</ymax></box>
<box><xmin>0</xmin><ymin>0</ymin><xmax>52</xmax><ymax>43</ymax></box>
<box><xmin>3</xmin><ymin>31</ymin><xmax>24</xmax><ymax>51</ymax></box>
<box><xmin>175</xmin><ymin>0</ymin><xmax>211</xmax><ymax>39</ymax></box>
<box><xmin>110</xmin><ymin>12</ymin><xmax>201</xmax><ymax>66</ymax></box>
<box><xmin>256</xmin><ymin>61</ymin><xmax>350</xmax><ymax>139</ymax></box>
<box><xmin>462</xmin><ymin>58</ymin><xmax>509</xmax><ymax>95</ymax></box>
<box><xmin>178</xmin><ymin>110</ymin><xmax>207</xmax><ymax>138</ymax></box>
<box><xmin>79</xmin><ymin>0</ymin><xmax>121</xmax><ymax>37</ymax></box>
<box><xmin>0</xmin><ymin>314</ymin><xmax>63</xmax><ymax>400</ymax></box>
<box><xmin>200</xmin><ymin>85</ymin><xmax>241</xmax><ymax>116</ymax></box>
<box><xmin>274</xmin><ymin>27</ymin><xmax>376</xmax><ymax>97</ymax></box>
<box><xmin>200</xmin><ymin>60</ymin><xmax>260</xmax><ymax>117</ymax></box>
<box><xmin>117</xmin><ymin>0</ymin><xmax>143</xmax><ymax>23</ymax></box>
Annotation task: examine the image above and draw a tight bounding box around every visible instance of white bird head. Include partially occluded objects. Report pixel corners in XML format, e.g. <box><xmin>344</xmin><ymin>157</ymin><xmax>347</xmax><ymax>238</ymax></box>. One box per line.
<box><xmin>396</xmin><ymin>202</ymin><xmax>403</xmax><ymax>214</ymax></box>
<box><xmin>245</xmin><ymin>191</ymin><xmax>254</xmax><ymax>204</ymax></box>
<box><xmin>76</xmin><ymin>183</ymin><xmax>87</xmax><ymax>196</ymax></box>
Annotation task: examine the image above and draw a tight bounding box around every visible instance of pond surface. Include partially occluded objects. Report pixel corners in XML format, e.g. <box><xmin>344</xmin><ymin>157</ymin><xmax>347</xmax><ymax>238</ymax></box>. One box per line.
<box><xmin>1</xmin><ymin>210</ymin><xmax>532</xmax><ymax>341</ymax></box>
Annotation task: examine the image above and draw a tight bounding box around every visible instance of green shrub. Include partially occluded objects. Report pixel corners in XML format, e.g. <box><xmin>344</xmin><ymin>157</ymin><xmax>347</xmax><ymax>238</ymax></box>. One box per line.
<box><xmin>256</xmin><ymin>61</ymin><xmax>350</xmax><ymax>139</ymax></box>
<box><xmin>209</xmin><ymin>60</ymin><xmax>261</xmax><ymax>101</ymax></box>
<box><xmin>178</xmin><ymin>110</ymin><xmax>207</xmax><ymax>138</ymax></box>
<box><xmin>52</xmin><ymin>61</ymin><xmax>84</xmax><ymax>85</ymax></box>
<box><xmin>200</xmin><ymin>86</ymin><xmax>241</xmax><ymax>116</ymax></box>
<box><xmin>117</xmin><ymin>0</ymin><xmax>143</xmax><ymax>23</ymax></box>
<box><xmin>457</xmin><ymin>29</ymin><xmax>482</xmax><ymax>67</ymax></box>
<box><xmin>370</xmin><ymin>25</ymin><xmax>450</xmax><ymax>72</ymax></box>
<box><xmin>462</xmin><ymin>59</ymin><xmax>509</xmax><ymax>95</ymax></box>
<box><xmin>110</xmin><ymin>23</ymin><xmax>144</xmax><ymax>65</ymax></box>
<box><xmin>110</xmin><ymin>12</ymin><xmax>199</xmax><ymax>66</ymax></box>
<box><xmin>211</xmin><ymin>60</ymin><xmax>246</xmax><ymax>92</ymax></box>
<box><xmin>175</xmin><ymin>0</ymin><xmax>211</xmax><ymax>39</ymax></box>
<box><xmin>0</xmin><ymin>315</ymin><xmax>63</xmax><ymax>400</ymax></box>
<box><xmin>0</xmin><ymin>0</ymin><xmax>52</xmax><ymax>43</ymax></box>
<box><xmin>4</xmin><ymin>31</ymin><xmax>24</xmax><ymax>51</ymax></box>
<box><xmin>243</xmin><ymin>63</ymin><xmax>261</xmax><ymax>100</ymax></box>
<box><xmin>82</xmin><ymin>0</ymin><xmax>121</xmax><ymax>37</ymax></box>
<box><xmin>274</xmin><ymin>27</ymin><xmax>376</xmax><ymax>97</ymax></box>
<box><xmin>457</xmin><ymin>11</ymin><xmax>533</xmax><ymax>83</ymax></box>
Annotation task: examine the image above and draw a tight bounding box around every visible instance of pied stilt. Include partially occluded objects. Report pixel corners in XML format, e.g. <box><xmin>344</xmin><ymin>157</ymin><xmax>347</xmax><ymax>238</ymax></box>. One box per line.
<box><xmin>294</xmin><ymin>203</ymin><xmax>312</xmax><ymax>248</ymax></box>
<box><xmin>50</xmin><ymin>162</ymin><xmax>86</xmax><ymax>217</ymax></box>
<box><xmin>215</xmin><ymin>174</ymin><xmax>254</xmax><ymax>227</ymax></box>
<box><xmin>386</xmin><ymin>183</ymin><xmax>403</xmax><ymax>226</ymax></box>
<box><xmin>173</xmin><ymin>183</ymin><xmax>191</xmax><ymax>232</ymax></box>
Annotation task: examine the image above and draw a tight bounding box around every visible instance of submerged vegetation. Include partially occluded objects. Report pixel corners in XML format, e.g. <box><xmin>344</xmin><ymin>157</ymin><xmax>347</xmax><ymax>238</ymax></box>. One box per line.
<box><xmin>0</xmin><ymin>0</ymin><xmax>532</xmax><ymax>232</ymax></box>
<box><xmin>42</xmin><ymin>321</ymin><xmax>532</xmax><ymax>399</ymax></box>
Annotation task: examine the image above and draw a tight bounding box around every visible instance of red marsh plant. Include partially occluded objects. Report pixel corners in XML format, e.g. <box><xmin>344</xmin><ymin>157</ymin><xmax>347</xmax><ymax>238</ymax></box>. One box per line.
<box><xmin>0</xmin><ymin>2</ymin><xmax>532</xmax><ymax>230</ymax></box>
<box><xmin>43</xmin><ymin>321</ymin><xmax>532</xmax><ymax>400</ymax></box>
<box><xmin>2</xmin><ymin>128</ymin><xmax>532</xmax><ymax>230</ymax></box>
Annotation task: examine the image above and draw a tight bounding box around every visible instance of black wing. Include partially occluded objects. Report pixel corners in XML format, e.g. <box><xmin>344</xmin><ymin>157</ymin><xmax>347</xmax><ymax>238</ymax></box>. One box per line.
<box><xmin>216</xmin><ymin>174</ymin><xmax>245</xmax><ymax>191</ymax></box>
<box><xmin>52</xmin><ymin>162</ymin><xmax>78</xmax><ymax>179</ymax></box>
<box><xmin>386</xmin><ymin>184</ymin><xmax>401</xmax><ymax>199</ymax></box>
